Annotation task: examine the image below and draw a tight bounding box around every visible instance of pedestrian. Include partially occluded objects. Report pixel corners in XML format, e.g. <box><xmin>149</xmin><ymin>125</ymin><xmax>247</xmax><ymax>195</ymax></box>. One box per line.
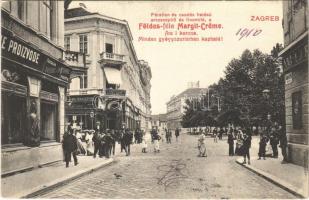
<box><xmin>213</xmin><ymin>127</ymin><xmax>218</xmax><ymax>143</ymax></box>
<box><xmin>258</xmin><ymin>132</ymin><xmax>268</xmax><ymax>160</ymax></box>
<box><xmin>119</xmin><ymin>129</ymin><xmax>125</xmax><ymax>153</ymax></box>
<box><xmin>103</xmin><ymin>130</ymin><xmax>113</xmax><ymax>158</ymax></box>
<box><xmin>175</xmin><ymin>128</ymin><xmax>180</xmax><ymax>142</ymax></box>
<box><xmin>278</xmin><ymin>125</ymin><xmax>288</xmax><ymax>164</ymax></box>
<box><xmin>141</xmin><ymin>132</ymin><xmax>148</xmax><ymax>153</ymax></box>
<box><xmin>227</xmin><ymin>131</ymin><xmax>234</xmax><ymax>156</ymax></box>
<box><xmin>153</xmin><ymin>131</ymin><xmax>161</xmax><ymax>153</ymax></box>
<box><xmin>151</xmin><ymin>128</ymin><xmax>156</xmax><ymax>143</ymax></box>
<box><xmin>198</xmin><ymin>133</ymin><xmax>207</xmax><ymax>157</ymax></box>
<box><xmin>168</xmin><ymin>129</ymin><xmax>172</xmax><ymax>143</ymax></box>
<box><xmin>269</xmin><ymin>126</ymin><xmax>279</xmax><ymax>158</ymax></box>
<box><xmin>92</xmin><ymin>127</ymin><xmax>102</xmax><ymax>158</ymax></box>
<box><xmin>235</xmin><ymin>128</ymin><xmax>244</xmax><ymax>155</ymax></box>
<box><xmin>75</xmin><ymin>129</ymin><xmax>86</xmax><ymax>155</ymax></box>
<box><xmin>85</xmin><ymin>130</ymin><xmax>94</xmax><ymax>156</ymax></box>
<box><xmin>62</xmin><ymin>126</ymin><xmax>78</xmax><ymax>168</ymax></box>
<box><xmin>99</xmin><ymin>130</ymin><xmax>106</xmax><ymax>158</ymax></box>
<box><xmin>134</xmin><ymin>129</ymin><xmax>139</xmax><ymax>144</ymax></box>
<box><xmin>219</xmin><ymin>127</ymin><xmax>224</xmax><ymax>140</ymax></box>
<box><xmin>110</xmin><ymin>130</ymin><xmax>116</xmax><ymax>156</ymax></box>
<box><xmin>123</xmin><ymin>129</ymin><xmax>133</xmax><ymax>156</ymax></box>
<box><xmin>242</xmin><ymin>130</ymin><xmax>252</xmax><ymax>165</ymax></box>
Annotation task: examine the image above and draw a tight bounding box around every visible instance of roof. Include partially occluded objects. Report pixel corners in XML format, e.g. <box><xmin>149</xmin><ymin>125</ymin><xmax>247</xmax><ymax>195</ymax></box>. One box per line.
<box><xmin>166</xmin><ymin>87</ymin><xmax>207</xmax><ymax>104</ymax></box>
<box><xmin>65</xmin><ymin>7</ymin><xmax>95</xmax><ymax>19</ymax></box>
<box><xmin>151</xmin><ymin>113</ymin><xmax>167</xmax><ymax>122</ymax></box>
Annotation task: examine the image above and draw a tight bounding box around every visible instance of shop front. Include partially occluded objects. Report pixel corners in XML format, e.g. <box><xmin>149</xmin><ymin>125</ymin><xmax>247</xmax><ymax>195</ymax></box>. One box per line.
<box><xmin>1</xmin><ymin>28</ymin><xmax>71</xmax><ymax>176</ymax></box>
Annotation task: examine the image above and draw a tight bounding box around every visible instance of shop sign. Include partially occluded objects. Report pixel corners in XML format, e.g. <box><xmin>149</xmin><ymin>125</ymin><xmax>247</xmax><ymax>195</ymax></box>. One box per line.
<box><xmin>1</xmin><ymin>28</ymin><xmax>70</xmax><ymax>81</ymax></box>
<box><xmin>1</xmin><ymin>30</ymin><xmax>45</xmax><ymax>71</ymax></box>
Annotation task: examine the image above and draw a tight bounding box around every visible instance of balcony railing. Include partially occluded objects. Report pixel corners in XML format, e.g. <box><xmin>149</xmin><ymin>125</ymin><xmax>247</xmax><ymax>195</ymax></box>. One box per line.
<box><xmin>105</xmin><ymin>88</ymin><xmax>126</xmax><ymax>97</ymax></box>
<box><xmin>68</xmin><ymin>88</ymin><xmax>104</xmax><ymax>96</ymax></box>
<box><xmin>64</xmin><ymin>50</ymin><xmax>86</xmax><ymax>68</ymax></box>
<box><xmin>99</xmin><ymin>52</ymin><xmax>125</xmax><ymax>68</ymax></box>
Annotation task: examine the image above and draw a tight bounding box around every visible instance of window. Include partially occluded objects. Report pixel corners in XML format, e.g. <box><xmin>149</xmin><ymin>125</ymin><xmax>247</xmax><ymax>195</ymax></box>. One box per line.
<box><xmin>40</xmin><ymin>0</ymin><xmax>52</xmax><ymax>38</ymax></box>
<box><xmin>41</xmin><ymin>102</ymin><xmax>57</xmax><ymax>141</ymax></box>
<box><xmin>1</xmin><ymin>94</ymin><xmax>26</xmax><ymax>145</ymax></box>
<box><xmin>105</xmin><ymin>43</ymin><xmax>113</xmax><ymax>53</ymax></box>
<box><xmin>79</xmin><ymin>35</ymin><xmax>88</xmax><ymax>54</ymax></box>
<box><xmin>17</xmin><ymin>0</ymin><xmax>25</xmax><ymax>20</ymax></box>
<box><xmin>79</xmin><ymin>73</ymin><xmax>87</xmax><ymax>89</ymax></box>
<box><xmin>64</xmin><ymin>36</ymin><xmax>70</xmax><ymax>51</ymax></box>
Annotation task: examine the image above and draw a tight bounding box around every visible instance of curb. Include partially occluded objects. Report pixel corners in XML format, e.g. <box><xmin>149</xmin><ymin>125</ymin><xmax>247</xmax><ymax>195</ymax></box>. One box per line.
<box><xmin>21</xmin><ymin>158</ymin><xmax>115</xmax><ymax>198</ymax></box>
<box><xmin>235</xmin><ymin>158</ymin><xmax>306</xmax><ymax>198</ymax></box>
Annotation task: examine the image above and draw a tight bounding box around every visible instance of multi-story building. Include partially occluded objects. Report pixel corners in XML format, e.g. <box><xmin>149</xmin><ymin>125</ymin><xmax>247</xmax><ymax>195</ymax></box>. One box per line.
<box><xmin>166</xmin><ymin>82</ymin><xmax>206</xmax><ymax>130</ymax></box>
<box><xmin>1</xmin><ymin>1</ymin><xmax>71</xmax><ymax>175</ymax></box>
<box><xmin>64</xmin><ymin>7</ymin><xmax>152</xmax><ymax>131</ymax></box>
<box><xmin>151</xmin><ymin>114</ymin><xmax>167</xmax><ymax>132</ymax></box>
<box><xmin>279</xmin><ymin>0</ymin><xmax>308</xmax><ymax>168</ymax></box>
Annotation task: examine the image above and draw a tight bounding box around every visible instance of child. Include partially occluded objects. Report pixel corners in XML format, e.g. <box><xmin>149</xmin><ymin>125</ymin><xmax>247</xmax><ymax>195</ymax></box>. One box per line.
<box><xmin>141</xmin><ymin>133</ymin><xmax>148</xmax><ymax>153</ymax></box>
<box><xmin>153</xmin><ymin>133</ymin><xmax>161</xmax><ymax>153</ymax></box>
<box><xmin>198</xmin><ymin>133</ymin><xmax>207</xmax><ymax>157</ymax></box>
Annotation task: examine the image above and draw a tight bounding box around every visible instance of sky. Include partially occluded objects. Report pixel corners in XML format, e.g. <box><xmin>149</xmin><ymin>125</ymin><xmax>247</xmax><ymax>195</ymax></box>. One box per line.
<box><xmin>70</xmin><ymin>1</ymin><xmax>284</xmax><ymax>114</ymax></box>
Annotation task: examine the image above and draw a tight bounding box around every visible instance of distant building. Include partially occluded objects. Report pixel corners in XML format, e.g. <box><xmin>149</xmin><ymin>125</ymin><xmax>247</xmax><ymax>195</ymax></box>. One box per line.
<box><xmin>166</xmin><ymin>84</ymin><xmax>206</xmax><ymax>130</ymax></box>
<box><xmin>151</xmin><ymin>114</ymin><xmax>167</xmax><ymax>132</ymax></box>
<box><xmin>279</xmin><ymin>0</ymin><xmax>308</xmax><ymax>168</ymax></box>
<box><xmin>64</xmin><ymin>7</ymin><xmax>152</xmax><ymax>131</ymax></box>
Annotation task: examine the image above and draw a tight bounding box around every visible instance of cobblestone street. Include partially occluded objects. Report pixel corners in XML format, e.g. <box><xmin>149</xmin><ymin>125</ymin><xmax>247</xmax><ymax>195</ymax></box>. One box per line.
<box><xmin>38</xmin><ymin>133</ymin><xmax>296</xmax><ymax>199</ymax></box>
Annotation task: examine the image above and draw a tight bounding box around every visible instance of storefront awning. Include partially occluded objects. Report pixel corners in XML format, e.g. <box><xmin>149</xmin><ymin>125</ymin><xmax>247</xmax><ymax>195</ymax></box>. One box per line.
<box><xmin>104</xmin><ymin>67</ymin><xmax>122</xmax><ymax>85</ymax></box>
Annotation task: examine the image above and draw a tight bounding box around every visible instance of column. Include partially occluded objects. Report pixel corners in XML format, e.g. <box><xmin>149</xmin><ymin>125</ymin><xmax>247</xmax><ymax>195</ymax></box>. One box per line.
<box><xmin>58</xmin><ymin>86</ymin><xmax>65</xmax><ymax>141</ymax></box>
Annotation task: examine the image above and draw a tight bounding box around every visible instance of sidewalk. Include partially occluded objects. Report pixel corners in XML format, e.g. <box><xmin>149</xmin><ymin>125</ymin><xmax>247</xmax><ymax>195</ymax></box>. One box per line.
<box><xmin>236</xmin><ymin>156</ymin><xmax>309</xmax><ymax>198</ymax></box>
<box><xmin>1</xmin><ymin>153</ymin><xmax>115</xmax><ymax>198</ymax></box>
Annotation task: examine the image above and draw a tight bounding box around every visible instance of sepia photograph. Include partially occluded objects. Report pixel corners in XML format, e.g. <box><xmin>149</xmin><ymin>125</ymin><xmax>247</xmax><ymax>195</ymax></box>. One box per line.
<box><xmin>1</xmin><ymin>0</ymin><xmax>308</xmax><ymax>199</ymax></box>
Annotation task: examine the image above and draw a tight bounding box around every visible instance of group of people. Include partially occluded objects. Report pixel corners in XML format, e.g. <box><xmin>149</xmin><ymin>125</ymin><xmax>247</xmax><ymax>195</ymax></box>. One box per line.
<box><xmin>257</xmin><ymin>124</ymin><xmax>287</xmax><ymax>163</ymax></box>
<box><xmin>62</xmin><ymin>125</ymin><xmax>142</xmax><ymax>168</ymax></box>
<box><xmin>226</xmin><ymin>124</ymin><xmax>287</xmax><ymax>165</ymax></box>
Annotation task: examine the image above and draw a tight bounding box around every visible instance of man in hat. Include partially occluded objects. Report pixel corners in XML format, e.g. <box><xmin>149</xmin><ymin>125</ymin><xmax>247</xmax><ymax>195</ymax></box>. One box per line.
<box><xmin>62</xmin><ymin>126</ymin><xmax>78</xmax><ymax>167</ymax></box>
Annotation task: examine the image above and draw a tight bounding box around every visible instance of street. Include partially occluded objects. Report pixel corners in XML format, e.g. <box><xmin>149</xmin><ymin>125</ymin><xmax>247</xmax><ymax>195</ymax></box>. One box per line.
<box><xmin>38</xmin><ymin>133</ymin><xmax>296</xmax><ymax>199</ymax></box>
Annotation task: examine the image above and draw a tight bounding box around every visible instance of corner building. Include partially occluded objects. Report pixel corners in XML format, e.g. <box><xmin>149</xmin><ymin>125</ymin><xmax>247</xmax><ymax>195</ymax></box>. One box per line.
<box><xmin>1</xmin><ymin>1</ymin><xmax>71</xmax><ymax>175</ymax></box>
<box><xmin>279</xmin><ymin>0</ymin><xmax>308</xmax><ymax>168</ymax></box>
<box><xmin>64</xmin><ymin>7</ymin><xmax>152</xmax><ymax>131</ymax></box>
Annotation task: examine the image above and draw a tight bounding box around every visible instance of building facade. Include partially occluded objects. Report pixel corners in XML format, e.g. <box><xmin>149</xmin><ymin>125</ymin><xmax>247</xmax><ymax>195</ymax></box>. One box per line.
<box><xmin>1</xmin><ymin>1</ymin><xmax>71</xmax><ymax>175</ymax></box>
<box><xmin>151</xmin><ymin>114</ymin><xmax>167</xmax><ymax>132</ymax></box>
<box><xmin>279</xmin><ymin>0</ymin><xmax>308</xmax><ymax>168</ymax></box>
<box><xmin>166</xmin><ymin>83</ymin><xmax>206</xmax><ymax>130</ymax></box>
<box><xmin>64</xmin><ymin>7</ymin><xmax>151</xmax><ymax>131</ymax></box>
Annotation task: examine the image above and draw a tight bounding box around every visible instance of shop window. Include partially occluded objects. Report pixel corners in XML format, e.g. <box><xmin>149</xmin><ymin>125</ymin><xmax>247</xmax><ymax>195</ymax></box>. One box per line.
<box><xmin>79</xmin><ymin>35</ymin><xmax>88</xmax><ymax>54</ymax></box>
<box><xmin>1</xmin><ymin>94</ymin><xmax>26</xmax><ymax>145</ymax></box>
<box><xmin>41</xmin><ymin>102</ymin><xmax>57</xmax><ymax>141</ymax></box>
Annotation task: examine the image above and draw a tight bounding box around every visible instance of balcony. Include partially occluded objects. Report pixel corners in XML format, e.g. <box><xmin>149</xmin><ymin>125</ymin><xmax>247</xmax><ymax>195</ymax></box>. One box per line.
<box><xmin>68</xmin><ymin>88</ymin><xmax>104</xmax><ymax>96</ymax></box>
<box><xmin>98</xmin><ymin>52</ymin><xmax>126</xmax><ymax>69</ymax></box>
<box><xmin>64</xmin><ymin>50</ymin><xmax>86</xmax><ymax>68</ymax></box>
<box><xmin>105</xmin><ymin>88</ymin><xmax>126</xmax><ymax>97</ymax></box>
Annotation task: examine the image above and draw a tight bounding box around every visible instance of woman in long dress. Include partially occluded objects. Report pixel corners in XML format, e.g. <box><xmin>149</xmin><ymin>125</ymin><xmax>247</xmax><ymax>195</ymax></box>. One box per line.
<box><xmin>198</xmin><ymin>133</ymin><xmax>207</xmax><ymax>157</ymax></box>
<box><xmin>85</xmin><ymin>130</ymin><xmax>94</xmax><ymax>156</ymax></box>
<box><xmin>75</xmin><ymin>130</ymin><xmax>86</xmax><ymax>155</ymax></box>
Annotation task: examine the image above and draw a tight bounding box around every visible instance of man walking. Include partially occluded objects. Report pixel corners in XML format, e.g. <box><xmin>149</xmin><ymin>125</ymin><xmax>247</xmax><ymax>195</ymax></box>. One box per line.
<box><xmin>227</xmin><ymin>131</ymin><xmax>234</xmax><ymax>156</ymax></box>
<box><xmin>175</xmin><ymin>128</ymin><xmax>180</xmax><ymax>142</ymax></box>
<box><xmin>278</xmin><ymin>125</ymin><xmax>288</xmax><ymax>164</ymax></box>
<box><xmin>62</xmin><ymin>126</ymin><xmax>78</xmax><ymax>168</ymax></box>
<box><xmin>123</xmin><ymin>129</ymin><xmax>133</xmax><ymax>156</ymax></box>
